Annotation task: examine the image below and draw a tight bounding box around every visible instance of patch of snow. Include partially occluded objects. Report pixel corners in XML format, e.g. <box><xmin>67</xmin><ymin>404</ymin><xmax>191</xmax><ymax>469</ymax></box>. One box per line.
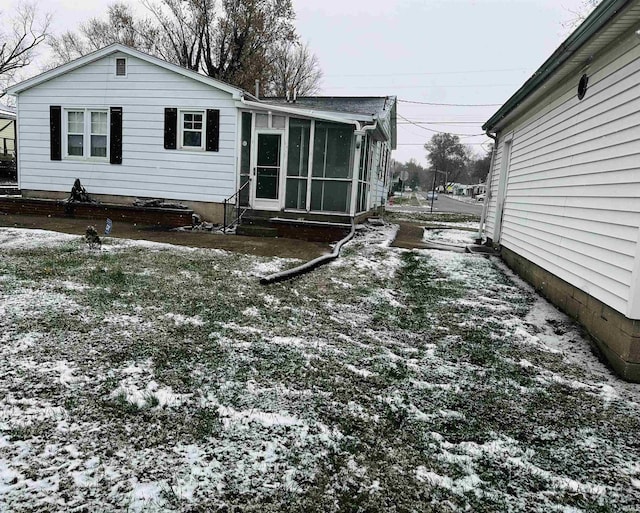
<box><xmin>164</xmin><ymin>312</ymin><xmax>204</xmax><ymax>327</ymax></box>
<box><xmin>0</xmin><ymin>228</ymin><xmax>78</xmax><ymax>249</ymax></box>
<box><xmin>345</xmin><ymin>364</ymin><xmax>374</xmax><ymax>377</ymax></box>
<box><xmin>110</xmin><ymin>380</ymin><xmax>190</xmax><ymax>409</ymax></box>
<box><xmin>242</xmin><ymin>306</ymin><xmax>260</xmax><ymax>317</ymax></box>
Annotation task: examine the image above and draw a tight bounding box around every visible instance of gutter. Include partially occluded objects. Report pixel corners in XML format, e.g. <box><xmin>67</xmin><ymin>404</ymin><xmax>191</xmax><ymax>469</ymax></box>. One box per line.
<box><xmin>483</xmin><ymin>0</ymin><xmax>632</xmax><ymax>132</ymax></box>
<box><xmin>238</xmin><ymin>97</ymin><xmax>367</xmax><ymax>127</ymax></box>
<box><xmin>476</xmin><ymin>131</ymin><xmax>497</xmax><ymax>244</ymax></box>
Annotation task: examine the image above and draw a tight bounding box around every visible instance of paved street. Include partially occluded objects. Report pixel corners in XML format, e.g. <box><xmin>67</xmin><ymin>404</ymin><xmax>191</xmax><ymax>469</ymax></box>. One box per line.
<box><xmin>388</xmin><ymin>192</ymin><xmax>484</xmax><ymax>215</ymax></box>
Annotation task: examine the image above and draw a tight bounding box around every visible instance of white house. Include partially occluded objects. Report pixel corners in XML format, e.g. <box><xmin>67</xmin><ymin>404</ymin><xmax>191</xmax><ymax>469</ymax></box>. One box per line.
<box><xmin>6</xmin><ymin>44</ymin><xmax>396</xmax><ymax>230</ymax></box>
<box><xmin>480</xmin><ymin>0</ymin><xmax>640</xmax><ymax>381</ymax></box>
<box><xmin>0</xmin><ymin>105</ymin><xmax>15</xmax><ymax>158</ymax></box>
<box><xmin>0</xmin><ymin>105</ymin><xmax>16</xmax><ymax>183</ymax></box>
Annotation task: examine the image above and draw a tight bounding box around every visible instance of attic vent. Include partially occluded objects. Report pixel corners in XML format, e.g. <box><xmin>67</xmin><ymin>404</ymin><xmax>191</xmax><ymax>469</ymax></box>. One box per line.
<box><xmin>577</xmin><ymin>74</ymin><xmax>588</xmax><ymax>100</ymax></box>
<box><xmin>116</xmin><ymin>58</ymin><xmax>126</xmax><ymax>77</ymax></box>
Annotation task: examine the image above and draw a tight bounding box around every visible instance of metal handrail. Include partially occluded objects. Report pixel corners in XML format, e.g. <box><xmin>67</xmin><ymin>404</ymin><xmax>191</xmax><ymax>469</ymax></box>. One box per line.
<box><xmin>223</xmin><ymin>178</ymin><xmax>251</xmax><ymax>233</ymax></box>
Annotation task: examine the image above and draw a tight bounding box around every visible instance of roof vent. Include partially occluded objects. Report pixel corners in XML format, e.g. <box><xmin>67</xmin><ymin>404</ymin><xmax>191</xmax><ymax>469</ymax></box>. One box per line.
<box><xmin>577</xmin><ymin>74</ymin><xmax>588</xmax><ymax>100</ymax></box>
<box><xmin>116</xmin><ymin>58</ymin><xmax>126</xmax><ymax>77</ymax></box>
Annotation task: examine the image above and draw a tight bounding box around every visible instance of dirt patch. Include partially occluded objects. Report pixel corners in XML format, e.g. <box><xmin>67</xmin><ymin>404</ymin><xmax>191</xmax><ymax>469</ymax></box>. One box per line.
<box><xmin>0</xmin><ymin>213</ymin><xmax>330</xmax><ymax>259</ymax></box>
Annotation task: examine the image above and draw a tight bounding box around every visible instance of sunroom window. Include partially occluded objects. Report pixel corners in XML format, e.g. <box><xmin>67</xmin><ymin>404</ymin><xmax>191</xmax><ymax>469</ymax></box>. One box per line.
<box><xmin>286</xmin><ymin>118</ymin><xmax>310</xmax><ymax>210</ymax></box>
<box><xmin>310</xmin><ymin>121</ymin><xmax>353</xmax><ymax>213</ymax></box>
<box><xmin>181</xmin><ymin>112</ymin><xmax>204</xmax><ymax>148</ymax></box>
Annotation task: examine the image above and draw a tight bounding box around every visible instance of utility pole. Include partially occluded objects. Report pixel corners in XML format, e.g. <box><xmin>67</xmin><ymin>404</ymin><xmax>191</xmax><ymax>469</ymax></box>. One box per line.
<box><xmin>430</xmin><ymin>169</ymin><xmax>437</xmax><ymax>213</ymax></box>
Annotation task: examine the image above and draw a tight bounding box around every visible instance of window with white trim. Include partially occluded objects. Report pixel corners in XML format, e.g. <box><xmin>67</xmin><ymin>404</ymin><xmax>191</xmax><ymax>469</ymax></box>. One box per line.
<box><xmin>67</xmin><ymin>111</ymin><xmax>84</xmax><ymax>156</ymax></box>
<box><xmin>65</xmin><ymin>108</ymin><xmax>109</xmax><ymax>159</ymax></box>
<box><xmin>181</xmin><ymin>111</ymin><xmax>204</xmax><ymax>149</ymax></box>
<box><xmin>90</xmin><ymin>111</ymin><xmax>108</xmax><ymax>157</ymax></box>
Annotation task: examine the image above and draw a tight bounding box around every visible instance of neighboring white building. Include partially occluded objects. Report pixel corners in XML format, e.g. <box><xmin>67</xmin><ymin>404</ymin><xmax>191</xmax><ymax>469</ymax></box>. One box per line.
<box><xmin>6</xmin><ymin>44</ymin><xmax>396</xmax><ymax>227</ymax></box>
<box><xmin>480</xmin><ymin>0</ymin><xmax>640</xmax><ymax>381</ymax></box>
<box><xmin>0</xmin><ymin>104</ymin><xmax>15</xmax><ymax>158</ymax></box>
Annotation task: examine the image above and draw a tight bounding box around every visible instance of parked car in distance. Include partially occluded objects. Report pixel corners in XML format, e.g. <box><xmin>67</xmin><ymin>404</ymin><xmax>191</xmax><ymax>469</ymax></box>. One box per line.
<box><xmin>476</xmin><ymin>194</ymin><xmax>485</xmax><ymax>202</ymax></box>
<box><xmin>426</xmin><ymin>191</ymin><xmax>438</xmax><ymax>200</ymax></box>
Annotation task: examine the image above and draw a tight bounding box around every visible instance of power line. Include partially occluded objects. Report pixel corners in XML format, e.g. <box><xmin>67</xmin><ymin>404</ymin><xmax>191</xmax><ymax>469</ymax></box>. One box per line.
<box><xmin>327</xmin><ymin>84</ymin><xmax>518</xmax><ymax>90</ymax></box>
<box><xmin>398</xmin><ymin>121</ymin><xmax>484</xmax><ymax>125</ymax></box>
<box><xmin>397</xmin><ymin>143</ymin><xmax>489</xmax><ymax>146</ymax></box>
<box><xmin>399</xmin><ymin>98</ymin><xmax>502</xmax><ymax>107</ymax></box>
<box><xmin>324</xmin><ymin>67</ymin><xmax>530</xmax><ymax>78</ymax></box>
<box><xmin>398</xmin><ymin>114</ymin><xmax>485</xmax><ymax>137</ymax></box>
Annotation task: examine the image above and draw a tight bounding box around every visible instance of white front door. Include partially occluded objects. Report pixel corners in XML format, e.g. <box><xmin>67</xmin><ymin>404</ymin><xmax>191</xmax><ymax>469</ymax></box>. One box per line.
<box><xmin>251</xmin><ymin>131</ymin><xmax>283</xmax><ymax>210</ymax></box>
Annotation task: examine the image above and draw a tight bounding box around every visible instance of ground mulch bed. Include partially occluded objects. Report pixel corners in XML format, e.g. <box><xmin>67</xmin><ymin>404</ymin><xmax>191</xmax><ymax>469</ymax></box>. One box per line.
<box><xmin>0</xmin><ymin>213</ymin><xmax>330</xmax><ymax>259</ymax></box>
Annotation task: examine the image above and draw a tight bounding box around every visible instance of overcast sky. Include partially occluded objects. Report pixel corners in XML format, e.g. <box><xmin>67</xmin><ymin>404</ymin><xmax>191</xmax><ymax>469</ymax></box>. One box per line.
<box><xmin>2</xmin><ymin>0</ymin><xmax>592</xmax><ymax>167</ymax></box>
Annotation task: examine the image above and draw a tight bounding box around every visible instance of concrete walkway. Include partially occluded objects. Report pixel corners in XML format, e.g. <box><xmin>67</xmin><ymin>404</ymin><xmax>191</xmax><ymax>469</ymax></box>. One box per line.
<box><xmin>390</xmin><ymin>221</ymin><xmax>467</xmax><ymax>252</ymax></box>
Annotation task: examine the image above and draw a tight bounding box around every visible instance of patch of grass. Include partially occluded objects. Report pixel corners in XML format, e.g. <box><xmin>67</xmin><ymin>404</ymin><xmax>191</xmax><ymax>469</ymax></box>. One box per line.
<box><xmin>109</xmin><ymin>391</ymin><xmax>143</xmax><ymax>415</ymax></box>
<box><xmin>393</xmin><ymin>251</ymin><xmax>465</xmax><ymax>330</ymax></box>
<box><xmin>8</xmin><ymin>420</ymin><xmax>57</xmax><ymax>441</ymax></box>
<box><xmin>188</xmin><ymin>407</ymin><xmax>222</xmax><ymax>440</ymax></box>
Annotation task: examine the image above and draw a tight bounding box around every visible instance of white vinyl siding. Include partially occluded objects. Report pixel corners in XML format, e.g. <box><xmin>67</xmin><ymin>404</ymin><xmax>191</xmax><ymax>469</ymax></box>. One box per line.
<box><xmin>16</xmin><ymin>51</ymin><xmax>237</xmax><ymax>202</ymax></box>
<box><xmin>485</xmin><ymin>33</ymin><xmax>640</xmax><ymax>316</ymax></box>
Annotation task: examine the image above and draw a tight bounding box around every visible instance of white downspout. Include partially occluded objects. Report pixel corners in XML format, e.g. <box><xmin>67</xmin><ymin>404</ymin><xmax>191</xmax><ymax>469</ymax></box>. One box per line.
<box><xmin>351</xmin><ymin>121</ymin><xmax>378</xmax><ymax>217</ymax></box>
<box><xmin>477</xmin><ymin>130</ymin><xmax>497</xmax><ymax>244</ymax></box>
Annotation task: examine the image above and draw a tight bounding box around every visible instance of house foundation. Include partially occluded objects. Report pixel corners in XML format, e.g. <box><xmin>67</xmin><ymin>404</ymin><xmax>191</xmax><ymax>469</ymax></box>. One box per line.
<box><xmin>0</xmin><ymin>195</ymin><xmax>193</xmax><ymax>228</ymax></box>
<box><xmin>501</xmin><ymin>246</ymin><xmax>640</xmax><ymax>382</ymax></box>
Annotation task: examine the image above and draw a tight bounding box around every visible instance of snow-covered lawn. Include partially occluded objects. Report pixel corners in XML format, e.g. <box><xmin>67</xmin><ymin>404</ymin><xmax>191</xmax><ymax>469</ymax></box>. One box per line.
<box><xmin>1</xmin><ymin>225</ymin><xmax>639</xmax><ymax>512</ymax></box>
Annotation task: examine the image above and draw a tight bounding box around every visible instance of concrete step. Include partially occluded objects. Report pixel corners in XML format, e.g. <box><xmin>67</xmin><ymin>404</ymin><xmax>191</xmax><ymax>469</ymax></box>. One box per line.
<box><xmin>235</xmin><ymin>224</ymin><xmax>279</xmax><ymax>238</ymax></box>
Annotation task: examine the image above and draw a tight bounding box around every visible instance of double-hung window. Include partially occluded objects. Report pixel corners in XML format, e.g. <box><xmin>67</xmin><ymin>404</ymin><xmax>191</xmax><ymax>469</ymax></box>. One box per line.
<box><xmin>181</xmin><ymin>111</ymin><xmax>204</xmax><ymax>149</ymax></box>
<box><xmin>67</xmin><ymin>111</ymin><xmax>84</xmax><ymax>156</ymax></box>
<box><xmin>65</xmin><ymin>109</ymin><xmax>109</xmax><ymax>159</ymax></box>
<box><xmin>90</xmin><ymin>112</ymin><xmax>108</xmax><ymax>157</ymax></box>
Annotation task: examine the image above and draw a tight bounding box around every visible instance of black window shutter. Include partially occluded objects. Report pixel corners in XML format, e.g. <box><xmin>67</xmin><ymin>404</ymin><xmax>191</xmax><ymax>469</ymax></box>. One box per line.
<box><xmin>110</xmin><ymin>107</ymin><xmax>123</xmax><ymax>164</ymax></box>
<box><xmin>206</xmin><ymin>109</ymin><xmax>220</xmax><ymax>152</ymax></box>
<box><xmin>50</xmin><ymin>106</ymin><xmax>62</xmax><ymax>160</ymax></box>
<box><xmin>164</xmin><ymin>108</ymin><xmax>177</xmax><ymax>149</ymax></box>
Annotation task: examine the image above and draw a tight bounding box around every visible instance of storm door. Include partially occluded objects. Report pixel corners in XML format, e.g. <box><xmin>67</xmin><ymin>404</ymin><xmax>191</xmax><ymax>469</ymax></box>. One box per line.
<box><xmin>252</xmin><ymin>132</ymin><xmax>282</xmax><ymax>210</ymax></box>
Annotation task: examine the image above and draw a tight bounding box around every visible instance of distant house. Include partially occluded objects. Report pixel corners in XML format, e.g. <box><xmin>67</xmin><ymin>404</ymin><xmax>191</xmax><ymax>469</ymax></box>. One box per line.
<box><xmin>480</xmin><ymin>0</ymin><xmax>640</xmax><ymax>381</ymax></box>
<box><xmin>5</xmin><ymin>44</ymin><xmax>396</xmax><ymax>232</ymax></box>
<box><xmin>0</xmin><ymin>105</ymin><xmax>16</xmax><ymax>182</ymax></box>
<box><xmin>0</xmin><ymin>105</ymin><xmax>15</xmax><ymax>155</ymax></box>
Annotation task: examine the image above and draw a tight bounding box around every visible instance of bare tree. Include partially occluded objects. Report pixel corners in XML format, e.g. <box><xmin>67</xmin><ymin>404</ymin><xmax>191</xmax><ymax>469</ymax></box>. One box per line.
<box><xmin>141</xmin><ymin>0</ymin><xmax>208</xmax><ymax>70</ymax></box>
<box><xmin>48</xmin><ymin>0</ymin><xmax>305</xmax><ymax>95</ymax></box>
<box><xmin>201</xmin><ymin>0</ymin><xmax>297</xmax><ymax>93</ymax></box>
<box><xmin>562</xmin><ymin>0</ymin><xmax>601</xmax><ymax>33</ymax></box>
<box><xmin>267</xmin><ymin>42</ymin><xmax>322</xmax><ymax>97</ymax></box>
<box><xmin>0</xmin><ymin>2</ymin><xmax>51</xmax><ymax>98</ymax></box>
<box><xmin>49</xmin><ymin>3</ymin><xmax>160</xmax><ymax>67</ymax></box>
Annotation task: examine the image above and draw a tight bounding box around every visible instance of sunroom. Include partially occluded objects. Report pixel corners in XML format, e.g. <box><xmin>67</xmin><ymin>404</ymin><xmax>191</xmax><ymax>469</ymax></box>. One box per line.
<box><xmin>235</xmin><ymin>96</ymin><xmax>395</xmax><ymax>223</ymax></box>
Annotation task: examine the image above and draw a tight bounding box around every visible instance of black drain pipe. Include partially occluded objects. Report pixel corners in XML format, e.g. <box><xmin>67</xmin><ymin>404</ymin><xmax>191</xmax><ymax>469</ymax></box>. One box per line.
<box><xmin>260</xmin><ymin>219</ymin><xmax>356</xmax><ymax>285</ymax></box>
